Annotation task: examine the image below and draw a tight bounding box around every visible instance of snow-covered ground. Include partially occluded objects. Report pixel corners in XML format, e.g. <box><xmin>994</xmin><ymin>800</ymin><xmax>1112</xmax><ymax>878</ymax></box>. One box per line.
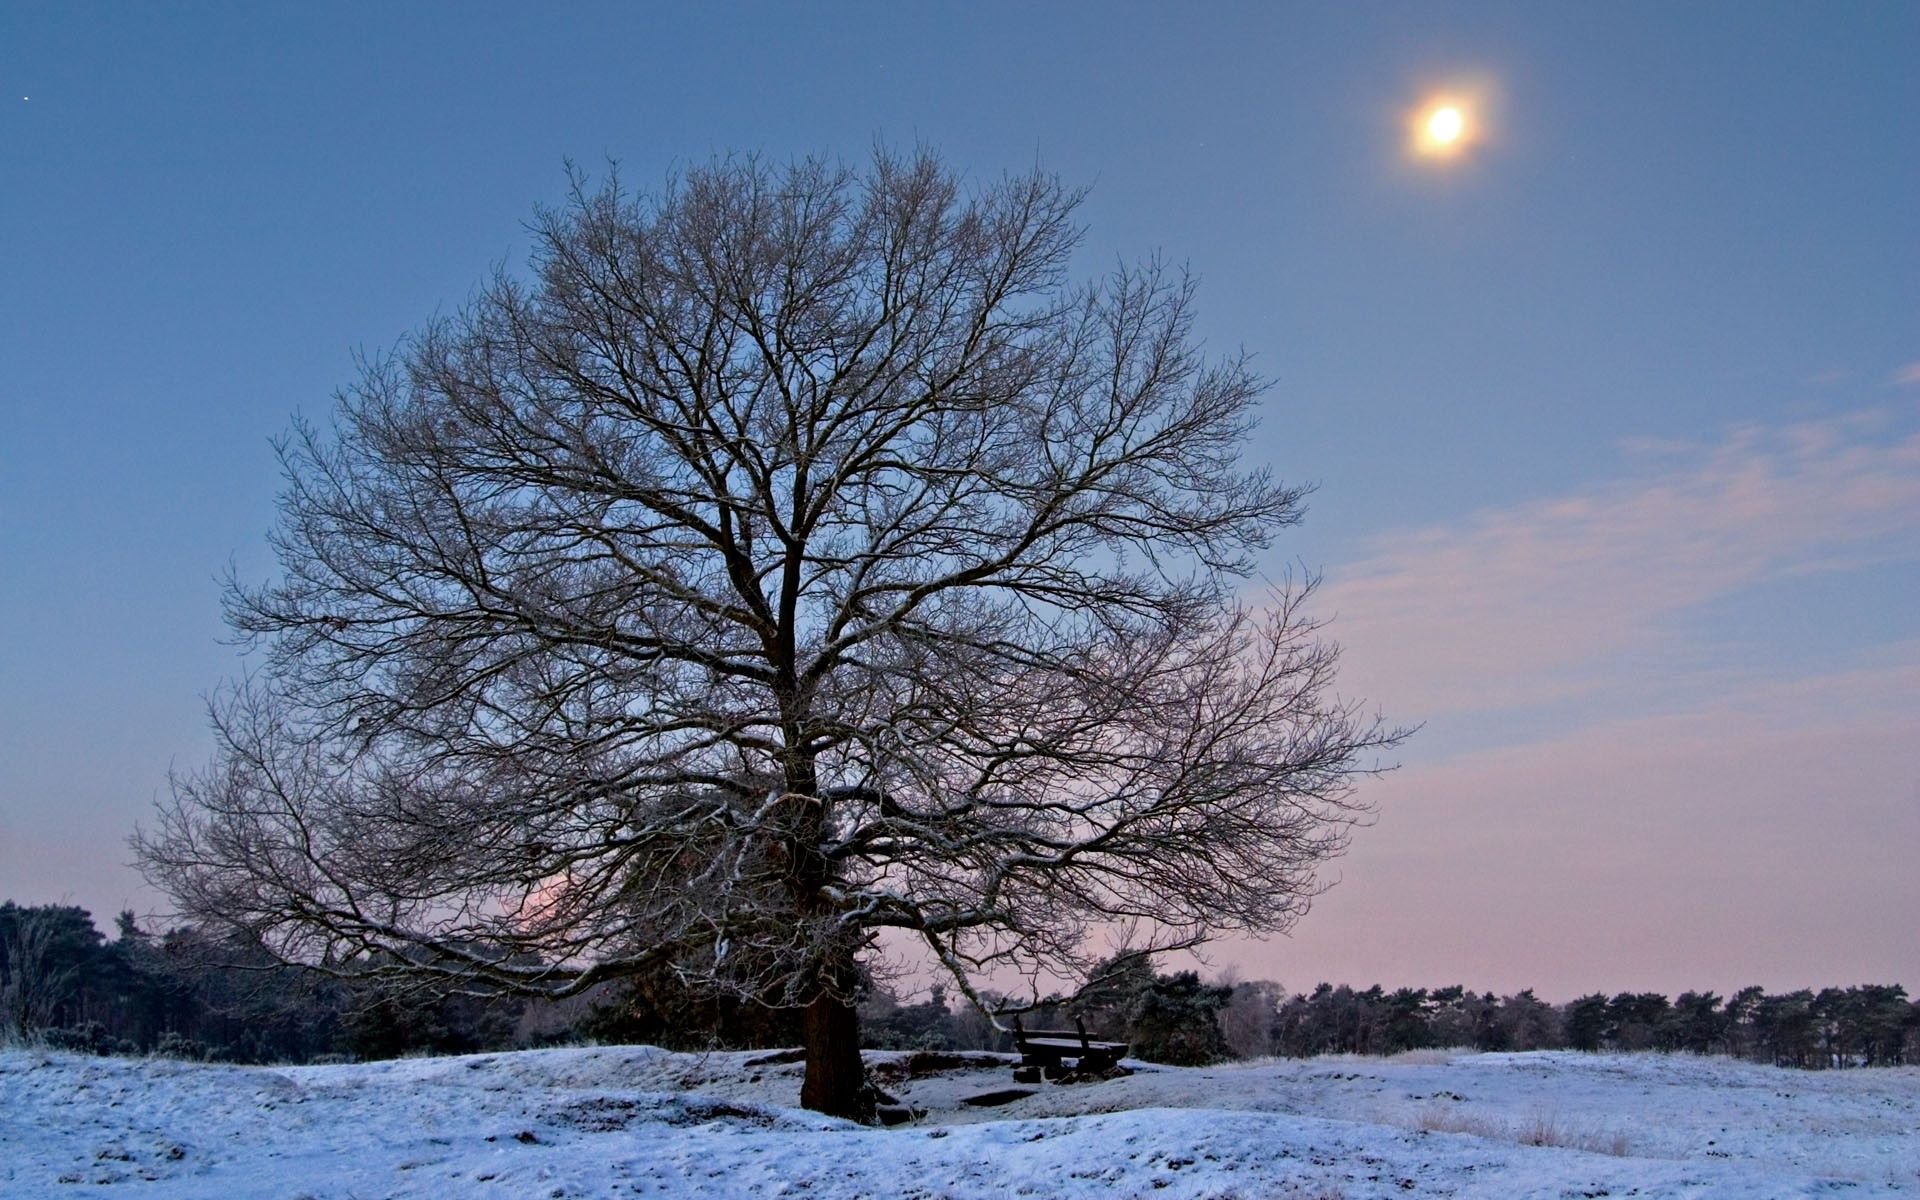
<box><xmin>3</xmin><ymin>1044</ymin><xmax>1915</xmax><ymax>1198</ymax></box>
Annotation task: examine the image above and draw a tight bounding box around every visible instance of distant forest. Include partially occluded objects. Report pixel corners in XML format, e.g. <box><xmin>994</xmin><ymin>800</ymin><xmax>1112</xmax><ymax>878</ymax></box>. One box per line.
<box><xmin>4</xmin><ymin>902</ymin><xmax>1914</xmax><ymax>1070</ymax></box>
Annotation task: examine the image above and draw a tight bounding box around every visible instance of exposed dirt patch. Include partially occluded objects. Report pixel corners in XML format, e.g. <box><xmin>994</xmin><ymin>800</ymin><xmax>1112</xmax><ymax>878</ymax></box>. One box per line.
<box><xmin>554</xmin><ymin>1094</ymin><xmax>783</xmax><ymax>1133</ymax></box>
<box><xmin>962</xmin><ymin>1087</ymin><xmax>1037</xmax><ymax>1108</ymax></box>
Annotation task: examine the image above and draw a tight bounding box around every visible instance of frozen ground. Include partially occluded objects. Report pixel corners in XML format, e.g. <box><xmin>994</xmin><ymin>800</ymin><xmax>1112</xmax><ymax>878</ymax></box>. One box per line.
<box><xmin>2</xmin><ymin>1044</ymin><xmax>1915</xmax><ymax>1198</ymax></box>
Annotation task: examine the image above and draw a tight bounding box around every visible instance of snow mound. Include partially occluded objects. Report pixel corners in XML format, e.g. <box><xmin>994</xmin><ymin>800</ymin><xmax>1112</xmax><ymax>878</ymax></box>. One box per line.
<box><xmin>2</xmin><ymin>1045</ymin><xmax>1915</xmax><ymax>1198</ymax></box>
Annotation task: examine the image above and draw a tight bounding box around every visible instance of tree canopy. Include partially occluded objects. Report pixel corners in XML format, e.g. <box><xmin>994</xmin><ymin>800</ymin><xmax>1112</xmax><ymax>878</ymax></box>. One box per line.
<box><xmin>138</xmin><ymin>150</ymin><xmax>1398</xmax><ymax>1118</ymax></box>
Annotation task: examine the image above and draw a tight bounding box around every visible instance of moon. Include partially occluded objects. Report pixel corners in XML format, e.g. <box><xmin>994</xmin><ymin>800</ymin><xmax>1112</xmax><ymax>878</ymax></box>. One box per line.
<box><xmin>1411</xmin><ymin>97</ymin><xmax>1475</xmax><ymax>160</ymax></box>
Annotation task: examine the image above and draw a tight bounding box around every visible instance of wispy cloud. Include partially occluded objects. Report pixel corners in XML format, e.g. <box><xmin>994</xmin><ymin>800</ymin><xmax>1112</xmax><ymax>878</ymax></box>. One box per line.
<box><xmin>1323</xmin><ymin>409</ymin><xmax>1920</xmax><ymax>717</ymax></box>
<box><xmin>1894</xmin><ymin>362</ymin><xmax>1920</xmax><ymax>387</ymax></box>
<box><xmin>1240</xmin><ymin>405</ymin><xmax>1920</xmax><ymax>995</ymax></box>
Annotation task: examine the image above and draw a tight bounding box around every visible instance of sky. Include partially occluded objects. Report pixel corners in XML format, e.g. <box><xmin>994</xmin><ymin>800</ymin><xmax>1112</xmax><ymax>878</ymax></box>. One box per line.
<box><xmin>2</xmin><ymin>1</ymin><xmax>1915</xmax><ymax>1002</ymax></box>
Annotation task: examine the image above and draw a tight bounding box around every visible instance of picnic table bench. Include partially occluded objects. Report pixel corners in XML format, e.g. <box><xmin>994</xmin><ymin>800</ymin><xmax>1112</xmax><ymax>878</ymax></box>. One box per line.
<box><xmin>1011</xmin><ymin>1015</ymin><xmax>1128</xmax><ymax>1080</ymax></box>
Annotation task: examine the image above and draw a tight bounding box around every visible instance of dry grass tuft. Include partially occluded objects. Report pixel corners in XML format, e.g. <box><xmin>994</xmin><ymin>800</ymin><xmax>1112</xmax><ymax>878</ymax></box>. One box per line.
<box><xmin>1416</xmin><ymin>1103</ymin><xmax>1630</xmax><ymax>1157</ymax></box>
<box><xmin>1514</xmin><ymin>1111</ymin><xmax>1632</xmax><ymax>1156</ymax></box>
<box><xmin>1416</xmin><ymin>1104</ymin><xmax>1502</xmax><ymax>1139</ymax></box>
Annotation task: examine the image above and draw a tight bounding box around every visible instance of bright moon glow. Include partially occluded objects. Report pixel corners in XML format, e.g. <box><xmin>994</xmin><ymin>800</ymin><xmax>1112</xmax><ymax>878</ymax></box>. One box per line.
<box><xmin>1411</xmin><ymin>96</ymin><xmax>1477</xmax><ymax>160</ymax></box>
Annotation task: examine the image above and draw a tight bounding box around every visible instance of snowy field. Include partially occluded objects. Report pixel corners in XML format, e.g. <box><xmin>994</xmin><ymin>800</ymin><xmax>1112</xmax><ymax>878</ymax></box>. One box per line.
<box><xmin>3</xmin><ymin>1044</ymin><xmax>1916</xmax><ymax>1198</ymax></box>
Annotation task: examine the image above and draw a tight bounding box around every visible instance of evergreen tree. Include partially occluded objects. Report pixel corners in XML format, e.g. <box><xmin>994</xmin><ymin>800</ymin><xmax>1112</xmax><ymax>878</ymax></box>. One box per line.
<box><xmin>1563</xmin><ymin>993</ymin><xmax>1609</xmax><ymax>1051</ymax></box>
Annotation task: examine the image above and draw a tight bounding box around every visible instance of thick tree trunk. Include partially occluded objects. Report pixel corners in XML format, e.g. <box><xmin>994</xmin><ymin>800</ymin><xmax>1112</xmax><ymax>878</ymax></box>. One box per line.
<box><xmin>776</xmin><ymin>725</ymin><xmax>872</xmax><ymax>1121</ymax></box>
<box><xmin>799</xmin><ymin>984</ymin><xmax>871</xmax><ymax>1122</ymax></box>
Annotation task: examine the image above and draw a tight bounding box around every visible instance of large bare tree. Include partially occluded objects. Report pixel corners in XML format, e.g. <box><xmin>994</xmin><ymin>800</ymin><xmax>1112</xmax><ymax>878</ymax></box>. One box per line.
<box><xmin>139</xmin><ymin>151</ymin><xmax>1398</xmax><ymax>1119</ymax></box>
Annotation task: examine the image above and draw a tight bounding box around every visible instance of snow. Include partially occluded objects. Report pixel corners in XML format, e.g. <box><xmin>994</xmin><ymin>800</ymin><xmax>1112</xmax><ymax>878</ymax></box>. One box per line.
<box><xmin>3</xmin><ymin>1045</ymin><xmax>1916</xmax><ymax>1198</ymax></box>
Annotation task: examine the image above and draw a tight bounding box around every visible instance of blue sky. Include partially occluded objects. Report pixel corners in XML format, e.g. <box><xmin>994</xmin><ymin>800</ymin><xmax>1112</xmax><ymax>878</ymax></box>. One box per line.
<box><xmin>3</xmin><ymin>1</ymin><xmax>1915</xmax><ymax>998</ymax></box>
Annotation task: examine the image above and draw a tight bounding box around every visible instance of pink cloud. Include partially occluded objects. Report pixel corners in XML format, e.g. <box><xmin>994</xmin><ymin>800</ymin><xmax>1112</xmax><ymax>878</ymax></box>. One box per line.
<box><xmin>1321</xmin><ymin>412</ymin><xmax>1920</xmax><ymax>717</ymax></box>
<box><xmin>1228</xmin><ymin>648</ymin><xmax>1920</xmax><ymax>997</ymax></box>
<box><xmin>1894</xmin><ymin>362</ymin><xmax>1920</xmax><ymax>386</ymax></box>
<box><xmin>1213</xmin><ymin>408</ymin><xmax>1920</xmax><ymax>996</ymax></box>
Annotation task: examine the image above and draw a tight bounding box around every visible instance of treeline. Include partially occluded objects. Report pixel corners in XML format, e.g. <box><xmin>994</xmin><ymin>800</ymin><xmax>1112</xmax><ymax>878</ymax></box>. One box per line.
<box><xmin>862</xmin><ymin>961</ymin><xmax>1920</xmax><ymax>1071</ymax></box>
<box><xmin>1253</xmin><ymin>982</ymin><xmax>1919</xmax><ymax>1068</ymax></box>
<box><xmin>0</xmin><ymin>903</ymin><xmax>536</xmax><ymax>1062</ymax></box>
<box><xmin>5</xmin><ymin>904</ymin><xmax>1915</xmax><ymax>1070</ymax></box>
<box><xmin>0</xmin><ymin>901</ymin><xmax>845</xmax><ymax>1062</ymax></box>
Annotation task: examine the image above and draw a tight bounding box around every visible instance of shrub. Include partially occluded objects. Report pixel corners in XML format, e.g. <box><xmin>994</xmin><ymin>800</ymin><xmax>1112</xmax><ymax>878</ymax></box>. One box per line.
<box><xmin>45</xmin><ymin>1022</ymin><xmax>111</xmax><ymax>1054</ymax></box>
<box><xmin>152</xmin><ymin>1031</ymin><xmax>204</xmax><ymax>1059</ymax></box>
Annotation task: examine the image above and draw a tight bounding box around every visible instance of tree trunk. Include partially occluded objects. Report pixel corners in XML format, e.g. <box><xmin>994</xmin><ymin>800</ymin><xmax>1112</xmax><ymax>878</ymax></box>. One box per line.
<box><xmin>799</xmin><ymin>984</ymin><xmax>871</xmax><ymax>1122</ymax></box>
<box><xmin>776</xmin><ymin>732</ymin><xmax>872</xmax><ymax>1121</ymax></box>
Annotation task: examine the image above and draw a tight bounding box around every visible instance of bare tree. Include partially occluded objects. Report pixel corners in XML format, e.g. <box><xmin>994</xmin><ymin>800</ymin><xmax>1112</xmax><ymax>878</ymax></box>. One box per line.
<box><xmin>1219</xmin><ymin>978</ymin><xmax>1286</xmax><ymax>1060</ymax></box>
<box><xmin>138</xmin><ymin>150</ymin><xmax>1399</xmax><ymax>1119</ymax></box>
<box><xmin>0</xmin><ymin>905</ymin><xmax>89</xmax><ymax>1041</ymax></box>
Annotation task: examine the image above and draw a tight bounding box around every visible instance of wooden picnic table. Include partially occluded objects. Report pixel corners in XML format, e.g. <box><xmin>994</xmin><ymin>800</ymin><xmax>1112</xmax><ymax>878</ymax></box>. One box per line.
<box><xmin>1011</xmin><ymin>1015</ymin><xmax>1128</xmax><ymax>1079</ymax></box>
